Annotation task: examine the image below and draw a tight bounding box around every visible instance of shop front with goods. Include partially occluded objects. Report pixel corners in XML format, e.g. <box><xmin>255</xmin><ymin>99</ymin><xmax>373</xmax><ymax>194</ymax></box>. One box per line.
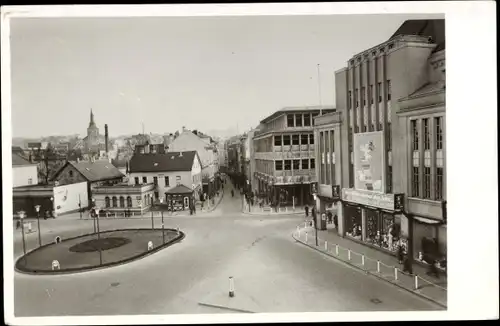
<box><xmin>412</xmin><ymin>216</ymin><xmax>447</xmax><ymax>272</ymax></box>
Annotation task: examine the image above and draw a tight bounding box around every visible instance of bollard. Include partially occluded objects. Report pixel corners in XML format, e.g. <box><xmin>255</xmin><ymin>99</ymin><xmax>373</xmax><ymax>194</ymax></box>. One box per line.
<box><xmin>27</xmin><ymin>223</ymin><xmax>32</xmax><ymax>233</ymax></box>
<box><xmin>361</xmin><ymin>255</ymin><xmax>365</xmax><ymax>266</ymax></box>
<box><xmin>51</xmin><ymin>260</ymin><xmax>60</xmax><ymax>270</ymax></box>
<box><xmin>414</xmin><ymin>275</ymin><xmax>419</xmax><ymax>290</ymax></box>
<box><xmin>324</xmin><ymin>241</ymin><xmax>328</xmax><ymax>250</ymax></box>
<box><xmin>394</xmin><ymin>267</ymin><xmax>398</xmax><ymax>281</ymax></box>
<box><xmin>296</xmin><ymin>226</ymin><xmax>300</xmax><ymax>234</ymax></box>
<box><xmin>305</xmin><ymin>232</ymin><xmax>308</xmax><ymax>243</ymax></box>
<box><xmin>335</xmin><ymin>244</ymin><xmax>339</xmax><ymax>255</ymax></box>
<box><xmin>229</xmin><ymin>276</ymin><xmax>235</xmax><ymax>297</ymax></box>
<box><xmin>176</xmin><ymin>227</ymin><xmax>180</xmax><ymax>235</ymax></box>
<box><xmin>348</xmin><ymin>250</ymin><xmax>351</xmax><ymax>261</ymax></box>
<box><xmin>148</xmin><ymin>241</ymin><xmax>153</xmax><ymax>251</ymax></box>
<box><xmin>114</xmin><ymin>213</ymin><xmax>117</xmax><ymax>218</ymax></box>
<box><xmin>377</xmin><ymin>261</ymin><xmax>381</xmax><ymax>273</ymax></box>
<box><xmin>54</xmin><ymin>236</ymin><xmax>61</xmax><ymax>244</ymax></box>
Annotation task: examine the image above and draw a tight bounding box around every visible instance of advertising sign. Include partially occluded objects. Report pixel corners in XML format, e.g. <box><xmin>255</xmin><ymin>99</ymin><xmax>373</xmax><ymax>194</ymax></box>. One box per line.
<box><xmin>353</xmin><ymin>131</ymin><xmax>385</xmax><ymax>193</ymax></box>
<box><xmin>53</xmin><ymin>181</ymin><xmax>88</xmax><ymax>214</ymax></box>
<box><xmin>342</xmin><ymin>188</ymin><xmax>395</xmax><ymax>211</ymax></box>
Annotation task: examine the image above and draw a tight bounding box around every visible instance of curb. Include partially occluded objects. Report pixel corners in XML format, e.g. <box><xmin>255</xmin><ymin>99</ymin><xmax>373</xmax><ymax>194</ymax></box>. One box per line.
<box><xmin>15</xmin><ymin>228</ymin><xmax>186</xmax><ymax>275</ymax></box>
<box><xmin>291</xmin><ymin>232</ymin><xmax>447</xmax><ymax>309</ymax></box>
<box><xmin>241</xmin><ymin>207</ymin><xmax>305</xmax><ymax>216</ymax></box>
<box><xmin>197</xmin><ymin>302</ymin><xmax>254</xmax><ymax>314</ymax></box>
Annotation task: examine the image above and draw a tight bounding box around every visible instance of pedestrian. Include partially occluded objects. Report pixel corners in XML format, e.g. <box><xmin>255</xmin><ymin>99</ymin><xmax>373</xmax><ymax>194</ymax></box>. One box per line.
<box><xmin>427</xmin><ymin>260</ymin><xmax>440</xmax><ymax>279</ymax></box>
<box><xmin>327</xmin><ymin>211</ymin><xmax>333</xmax><ymax>224</ymax></box>
<box><xmin>333</xmin><ymin>214</ymin><xmax>338</xmax><ymax>229</ymax></box>
<box><xmin>305</xmin><ymin>205</ymin><xmax>309</xmax><ymax>217</ymax></box>
<box><xmin>231</xmin><ymin>189</ymin><xmax>234</xmax><ymax>197</ymax></box>
<box><xmin>403</xmin><ymin>255</ymin><xmax>413</xmax><ymax>274</ymax></box>
<box><xmin>16</xmin><ymin>220</ymin><xmax>21</xmax><ymax>229</ymax></box>
<box><xmin>397</xmin><ymin>243</ymin><xmax>405</xmax><ymax>264</ymax></box>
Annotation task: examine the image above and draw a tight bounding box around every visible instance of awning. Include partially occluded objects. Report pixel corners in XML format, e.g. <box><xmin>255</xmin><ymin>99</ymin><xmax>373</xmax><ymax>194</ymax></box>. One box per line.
<box><xmin>413</xmin><ymin>215</ymin><xmax>443</xmax><ymax>225</ymax></box>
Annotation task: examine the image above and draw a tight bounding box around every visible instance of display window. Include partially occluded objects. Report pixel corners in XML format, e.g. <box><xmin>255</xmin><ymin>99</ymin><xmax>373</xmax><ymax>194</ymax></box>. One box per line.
<box><xmin>413</xmin><ymin>222</ymin><xmax>447</xmax><ymax>271</ymax></box>
<box><xmin>345</xmin><ymin>205</ymin><xmax>362</xmax><ymax>240</ymax></box>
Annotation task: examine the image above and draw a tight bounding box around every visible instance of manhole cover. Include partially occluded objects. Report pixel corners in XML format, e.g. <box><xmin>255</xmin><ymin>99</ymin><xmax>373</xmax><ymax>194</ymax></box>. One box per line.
<box><xmin>370</xmin><ymin>298</ymin><xmax>382</xmax><ymax>304</ymax></box>
<box><xmin>110</xmin><ymin>282</ymin><xmax>120</xmax><ymax>287</ymax></box>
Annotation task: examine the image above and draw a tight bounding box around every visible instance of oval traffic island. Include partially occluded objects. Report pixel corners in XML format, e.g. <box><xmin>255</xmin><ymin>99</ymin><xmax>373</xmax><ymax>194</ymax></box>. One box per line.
<box><xmin>15</xmin><ymin>228</ymin><xmax>185</xmax><ymax>275</ymax></box>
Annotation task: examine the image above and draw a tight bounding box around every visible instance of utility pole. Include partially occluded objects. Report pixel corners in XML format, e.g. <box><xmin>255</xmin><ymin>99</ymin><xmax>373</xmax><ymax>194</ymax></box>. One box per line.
<box><xmin>317</xmin><ymin>63</ymin><xmax>323</xmax><ymax>116</ymax></box>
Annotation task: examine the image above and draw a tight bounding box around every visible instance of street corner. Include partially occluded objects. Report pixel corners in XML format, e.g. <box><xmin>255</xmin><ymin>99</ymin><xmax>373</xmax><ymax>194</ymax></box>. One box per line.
<box><xmin>198</xmin><ymin>289</ymin><xmax>262</xmax><ymax>314</ymax></box>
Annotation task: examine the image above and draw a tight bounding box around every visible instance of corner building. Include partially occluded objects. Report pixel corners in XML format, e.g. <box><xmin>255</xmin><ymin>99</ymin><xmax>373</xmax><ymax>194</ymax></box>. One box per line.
<box><xmin>315</xmin><ymin>19</ymin><xmax>446</xmax><ymax>272</ymax></box>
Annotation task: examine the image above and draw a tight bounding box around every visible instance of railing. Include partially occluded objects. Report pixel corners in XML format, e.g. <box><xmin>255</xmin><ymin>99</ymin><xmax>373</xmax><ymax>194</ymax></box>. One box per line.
<box><xmin>293</xmin><ymin>222</ymin><xmax>447</xmax><ymax>307</ymax></box>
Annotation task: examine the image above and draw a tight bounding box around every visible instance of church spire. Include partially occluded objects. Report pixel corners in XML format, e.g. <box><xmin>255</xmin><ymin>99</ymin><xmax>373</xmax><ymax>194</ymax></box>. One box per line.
<box><xmin>90</xmin><ymin>108</ymin><xmax>95</xmax><ymax>124</ymax></box>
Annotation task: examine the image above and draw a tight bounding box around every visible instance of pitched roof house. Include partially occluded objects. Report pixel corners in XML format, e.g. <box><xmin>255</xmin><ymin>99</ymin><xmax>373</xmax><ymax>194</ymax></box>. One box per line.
<box><xmin>51</xmin><ymin>159</ymin><xmax>124</xmax><ymax>186</ymax></box>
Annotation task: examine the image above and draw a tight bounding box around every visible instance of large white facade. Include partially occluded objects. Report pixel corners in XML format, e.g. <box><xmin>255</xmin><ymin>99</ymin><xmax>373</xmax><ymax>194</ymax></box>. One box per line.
<box><xmin>13</xmin><ymin>165</ymin><xmax>38</xmax><ymax>188</ymax></box>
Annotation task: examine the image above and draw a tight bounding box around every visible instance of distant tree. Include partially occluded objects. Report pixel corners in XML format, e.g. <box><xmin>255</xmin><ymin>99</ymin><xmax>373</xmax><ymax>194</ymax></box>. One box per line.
<box><xmin>174</xmin><ymin>130</ymin><xmax>180</xmax><ymax>138</ymax></box>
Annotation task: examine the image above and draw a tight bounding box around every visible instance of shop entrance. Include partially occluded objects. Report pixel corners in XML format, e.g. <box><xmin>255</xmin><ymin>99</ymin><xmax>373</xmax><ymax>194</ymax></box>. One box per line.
<box><xmin>344</xmin><ymin>205</ymin><xmax>362</xmax><ymax>240</ymax></box>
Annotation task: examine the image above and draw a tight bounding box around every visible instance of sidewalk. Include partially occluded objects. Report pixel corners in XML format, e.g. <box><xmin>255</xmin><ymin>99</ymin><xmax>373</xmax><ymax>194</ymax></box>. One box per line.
<box><xmin>241</xmin><ymin>204</ymin><xmax>306</xmax><ymax>216</ymax></box>
<box><xmin>293</xmin><ymin>222</ymin><xmax>447</xmax><ymax>308</ymax></box>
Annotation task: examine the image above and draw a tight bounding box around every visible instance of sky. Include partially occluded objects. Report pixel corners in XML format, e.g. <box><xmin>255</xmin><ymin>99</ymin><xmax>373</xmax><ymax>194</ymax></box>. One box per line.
<box><xmin>9</xmin><ymin>14</ymin><xmax>442</xmax><ymax>139</ymax></box>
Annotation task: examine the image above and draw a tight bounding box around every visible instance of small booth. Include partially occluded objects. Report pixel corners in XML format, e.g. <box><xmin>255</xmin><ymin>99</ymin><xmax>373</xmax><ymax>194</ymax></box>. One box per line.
<box><xmin>166</xmin><ymin>185</ymin><xmax>194</xmax><ymax>211</ymax></box>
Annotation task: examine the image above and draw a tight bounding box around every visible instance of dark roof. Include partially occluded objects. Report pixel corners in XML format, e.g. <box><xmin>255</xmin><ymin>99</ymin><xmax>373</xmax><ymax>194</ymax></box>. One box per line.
<box><xmin>112</xmin><ymin>159</ymin><xmax>128</xmax><ymax>168</ymax></box>
<box><xmin>12</xmin><ymin>146</ymin><xmax>25</xmax><ymax>153</ymax></box>
<box><xmin>129</xmin><ymin>151</ymin><xmax>197</xmax><ymax>173</ymax></box>
<box><xmin>53</xmin><ymin>160</ymin><xmax>124</xmax><ymax>182</ymax></box>
<box><xmin>166</xmin><ymin>184</ymin><xmax>193</xmax><ymax>194</ymax></box>
<box><xmin>12</xmin><ymin>154</ymin><xmax>33</xmax><ymax>166</ymax></box>
<box><xmin>390</xmin><ymin>19</ymin><xmax>445</xmax><ymax>53</ymax></box>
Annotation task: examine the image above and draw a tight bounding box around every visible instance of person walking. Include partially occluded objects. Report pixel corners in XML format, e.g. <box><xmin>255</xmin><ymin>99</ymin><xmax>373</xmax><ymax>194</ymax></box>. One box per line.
<box><xmin>305</xmin><ymin>205</ymin><xmax>309</xmax><ymax>217</ymax></box>
<box><xmin>333</xmin><ymin>214</ymin><xmax>338</xmax><ymax>230</ymax></box>
<box><xmin>402</xmin><ymin>255</ymin><xmax>413</xmax><ymax>274</ymax></box>
<box><xmin>427</xmin><ymin>259</ymin><xmax>441</xmax><ymax>279</ymax></box>
<box><xmin>231</xmin><ymin>189</ymin><xmax>234</xmax><ymax>197</ymax></box>
<box><xmin>327</xmin><ymin>211</ymin><xmax>333</xmax><ymax>224</ymax></box>
<box><xmin>397</xmin><ymin>243</ymin><xmax>405</xmax><ymax>264</ymax></box>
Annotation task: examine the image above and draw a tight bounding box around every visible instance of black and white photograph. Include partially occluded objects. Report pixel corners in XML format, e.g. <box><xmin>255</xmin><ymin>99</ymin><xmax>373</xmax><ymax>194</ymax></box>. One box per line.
<box><xmin>2</xmin><ymin>2</ymin><xmax>497</xmax><ymax>324</ymax></box>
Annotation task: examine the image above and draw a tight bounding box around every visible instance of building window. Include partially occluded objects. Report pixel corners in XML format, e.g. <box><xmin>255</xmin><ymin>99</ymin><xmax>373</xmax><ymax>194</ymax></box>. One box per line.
<box><xmin>69</xmin><ymin>170</ymin><xmax>73</xmax><ymax>177</ymax></box>
<box><xmin>377</xmin><ymin>82</ymin><xmax>382</xmax><ymax>102</ymax></box>
<box><xmin>348</xmin><ymin>91</ymin><xmax>352</xmax><ymax>109</ymax></box>
<box><xmin>105</xmin><ymin>197</ymin><xmax>110</xmax><ymax>208</ymax></box>
<box><xmin>153</xmin><ymin>176</ymin><xmax>158</xmax><ymax>186</ymax></box>
<box><xmin>310</xmin><ymin>158</ymin><xmax>315</xmax><ymax>169</ymax></box>
<box><xmin>176</xmin><ymin>176</ymin><xmax>181</xmax><ymax>185</ymax></box>
<box><xmin>293</xmin><ymin>159</ymin><xmax>300</xmax><ymax>170</ymax></box>
<box><xmin>302</xmin><ymin>159</ymin><xmax>309</xmax><ymax>170</ymax></box>
<box><xmin>292</xmin><ymin>134</ymin><xmax>300</xmax><ymax>145</ymax></box>
<box><xmin>283</xmin><ymin>135</ymin><xmax>291</xmax><ymax>146</ymax></box>
<box><xmin>379</xmin><ymin>123</ymin><xmax>383</xmax><ymax>131</ymax></box>
<box><xmin>275</xmin><ymin>160</ymin><xmax>283</xmax><ymax>171</ymax></box>
<box><xmin>295</xmin><ymin>114</ymin><xmax>303</xmax><ymax>127</ymax></box>
<box><xmin>155</xmin><ymin>191</ymin><xmax>159</xmax><ymax>199</ymax></box>
<box><xmin>355</xmin><ymin>89</ymin><xmax>359</xmax><ymax>107</ymax></box>
<box><xmin>354</xmin><ymin>126</ymin><xmax>359</xmax><ymax>134</ymax></box>
<box><xmin>127</xmin><ymin>196</ymin><xmax>132</xmax><ymax>207</ymax></box>
<box><xmin>423</xmin><ymin>118</ymin><xmax>430</xmax><ymax>150</ymax></box>
<box><xmin>411</xmin><ymin>120</ymin><xmax>419</xmax><ymax>151</ymax></box>
<box><xmin>284</xmin><ymin>160</ymin><xmax>292</xmax><ymax>170</ymax></box>
<box><xmin>274</xmin><ymin>135</ymin><xmax>282</xmax><ymax>146</ymax></box>
<box><xmin>362</xmin><ymin>87</ymin><xmax>366</xmax><ymax>106</ymax></box>
<box><xmin>370</xmin><ymin>85</ymin><xmax>374</xmax><ymax>104</ymax></box>
<box><xmin>312</xmin><ymin>113</ymin><xmax>319</xmax><ymax>125</ymax></box>
<box><xmin>304</xmin><ymin>114</ymin><xmax>311</xmax><ymax>126</ymax></box>
<box><xmin>112</xmin><ymin>196</ymin><xmax>118</xmax><ymax>208</ymax></box>
<box><xmin>436</xmin><ymin>167</ymin><xmax>444</xmax><ymax>200</ymax></box>
<box><xmin>435</xmin><ymin>116</ymin><xmax>443</xmax><ymax>150</ymax></box>
<box><xmin>362</xmin><ymin>125</ymin><xmax>367</xmax><ymax>132</ymax></box>
<box><xmin>142</xmin><ymin>176</ymin><xmax>147</xmax><ymax>184</ymax></box>
<box><xmin>165</xmin><ymin>176</ymin><xmax>169</xmax><ymax>186</ymax></box>
<box><xmin>412</xmin><ymin>167</ymin><xmax>420</xmax><ymax>197</ymax></box>
<box><xmin>387</xmin><ymin>166</ymin><xmax>392</xmax><ymax>193</ymax></box>
<box><xmin>309</xmin><ymin>134</ymin><xmax>314</xmax><ymax>145</ymax></box>
<box><xmin>135</xmin><ymin>177</ymin><xmax>139</xmax><ymax>185</ymax></box>
<box><xmin>387</xmin><ymin>80</ymin><xmax>391</xmax><ymax>101</ymax></box>
<box><xmin>287</xmin><ymin>114</ymin><xmax>295</xmax><ymax>127</ymax></box>
<box><xmin>348</xmin><ymin>127</ymin><xmax>353</xmax><ymax>151</ymax></box>
<box><xmin>387</xmin><ymin>122</ymin><xmax>392</xmax><ymax>150</ymax></box>
<box><xmin>423</xmin><ymin>167</ymin><xmax>431</xmax><ymax>199</ymax></box>
<box><xmin>28</xmin><ymin>178</ymin><xmax>33</xmax><ymax>185</ymax></box>
<box><xmin>301</xmin><ymin>134</ymin><xmax>309</xmax><ymax>145</ymax></box>
<box><xmin>119</xmin><ymin>196</ymin><xmax>125</xmax><ymax>208</ymax></box>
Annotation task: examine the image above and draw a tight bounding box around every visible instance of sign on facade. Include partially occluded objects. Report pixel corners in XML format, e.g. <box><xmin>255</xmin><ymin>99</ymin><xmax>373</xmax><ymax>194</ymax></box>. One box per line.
<box><xmin>353</xmin><ymin>132</ymin><xmax>385</xmax><ymax>193</ymax></box>
<box><xmin>342</xmin><ymin>188</ymin><xmax>395</xmax><ymax>211</ymax></box>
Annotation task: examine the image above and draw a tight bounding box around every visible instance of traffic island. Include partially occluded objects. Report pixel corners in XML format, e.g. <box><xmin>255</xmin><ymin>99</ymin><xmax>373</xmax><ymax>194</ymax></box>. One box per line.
<box><xmin>15</xmin><ymin>228</ymin><xmax>185</xmax><ymax>275</ymax></box>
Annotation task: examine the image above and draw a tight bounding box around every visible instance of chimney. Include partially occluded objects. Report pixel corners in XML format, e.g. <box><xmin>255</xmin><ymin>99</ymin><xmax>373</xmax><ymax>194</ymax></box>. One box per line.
<box><xmin>179</xmin><ymin>151</ymin><xmax>183</xmax><ymax>157</ymax></box>
<box><xmin>105</xmin><ymin>124</ymin><xmax>109</xmax><ymax>156</ymax></box>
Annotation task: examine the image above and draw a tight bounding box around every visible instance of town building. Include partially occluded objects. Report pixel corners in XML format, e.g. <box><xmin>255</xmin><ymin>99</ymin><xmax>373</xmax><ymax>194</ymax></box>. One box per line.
<box><xmin>128</xmin><ymin>150</ymin><xmax>203</xmax><ymax>206</ymax></box>
<box><xmin>12</xmin><ymin>154</ymin><xmax>38</xmax><ymax>188</ymax></box>
<box><xmin>92</xmin><ymin>182</ymin><xmax>155</xmax><ymax>214</ymax></box>
<box><xmin>82</xmin><ymin>109</ymin><xmax>113</xmax><ymax>158</ymax></box>
<box><xmin>316</xmin><ymin>19</ymin><xmax>446</xmax><ymax>271</ymax></box>
<box><xmin>253</xmin><ymin>105</ymin><xmax>335</xmax><ymax>206</ymax></box>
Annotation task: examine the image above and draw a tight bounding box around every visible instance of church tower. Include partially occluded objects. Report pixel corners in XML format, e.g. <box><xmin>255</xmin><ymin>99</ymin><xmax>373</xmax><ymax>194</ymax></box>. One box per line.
<box><xmin>87</xmin><ymin>108</ymin><xmax>99</xmax><ymax>149</ymax></box>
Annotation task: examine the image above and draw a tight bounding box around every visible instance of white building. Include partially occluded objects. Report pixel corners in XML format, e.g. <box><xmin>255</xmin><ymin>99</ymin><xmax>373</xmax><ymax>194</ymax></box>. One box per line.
<box><xmin>12</xmin><ymin>154</ymin><xmax>38</xmax><ymax>188</ymax></box>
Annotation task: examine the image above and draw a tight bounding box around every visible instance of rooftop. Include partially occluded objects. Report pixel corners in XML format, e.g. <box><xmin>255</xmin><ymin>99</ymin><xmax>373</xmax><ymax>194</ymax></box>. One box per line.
<box><xmin>390</xmin><ymin>19</ymin><xmax>445</xmax><ymax>53</ymax></box>
<box><xmin>166</xmin><ymin>184</ymin><xmax>193</xmax><ymax>194</ymax></box>
<box><xmin>260</xmin><ymin>105</ymin><xmax>335</xmax><ymax>124</ymax></box>
<box><xmin>129</xmin><ymin>151</ymin><xmax>198</xmax><ymax>173</ymax></box>
<box><xmin>12</xmin><ymin>154</ymin><xmax>34</xmax><ymax>167</ymax></box>
<box><xmin>52</xmin><ymin>160</ymin><xmax>124</xmax><ymax>183</ymax></box>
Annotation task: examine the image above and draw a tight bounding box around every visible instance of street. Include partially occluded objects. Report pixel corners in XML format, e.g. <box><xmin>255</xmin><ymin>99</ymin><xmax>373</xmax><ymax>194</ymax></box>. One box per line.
<box><xmin>13</xmin><ymin>184</ymin><xmax>442</xmax><ymax>316</ymax></box>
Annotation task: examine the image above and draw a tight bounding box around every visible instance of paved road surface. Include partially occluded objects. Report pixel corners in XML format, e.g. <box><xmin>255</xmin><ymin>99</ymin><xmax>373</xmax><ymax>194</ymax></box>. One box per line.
<box><xmin>12</xmin><ymin>184</ymin><xmax>442</xmax><ymax>316</ymax></box>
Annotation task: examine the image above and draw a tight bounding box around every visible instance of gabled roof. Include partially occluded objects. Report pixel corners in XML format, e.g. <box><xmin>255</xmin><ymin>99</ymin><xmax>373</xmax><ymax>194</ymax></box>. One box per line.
<box><xmin>390</xmin><ymin>19</ymin><xmax>445</xmax><ymax>53</ymax></box>
<box><xmin>166</xmin><ymin>184</ymin><xmax>193</xmax><ymax>194</ymax></box>
<box><xmin>129</xmin><ymin>151</ymin><xmax>198</xmax><ymax>173</ymax></box>
<box><xmin>12</xmin><ymin>154</ymin><xmax>33</xmax><ymax>167</ymax></box>
<box><xmin>52</xmin><ymin>160</ymin><xmax>124</xmax><ymax>182</ymax></box>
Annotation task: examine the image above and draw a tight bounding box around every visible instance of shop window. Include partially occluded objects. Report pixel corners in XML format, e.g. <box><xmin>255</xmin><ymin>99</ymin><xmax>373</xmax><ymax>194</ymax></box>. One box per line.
<box><xmin>412</xmin><ymin>167</ymin><xmax>420</xmax><ymax>197</ymax></box>
<box><xmin>295</xmin><ymin>114</ymin><xmax>303</xmax><ymax>127</ymax></box>
<box><xmin>435</xmin><ymin>116</ymin><xmax>443</xmax><ymax>150</ymax></box>
<box><xmin>293</xmin><ymin>160</ymin><xmax>300</xmax><ymax>170</ymax></box>
<box><xmin>309</xmin><ymin>134</ymin><xmax>314</xmax><ymax>145</ymax></box>
<box><xmin>119</xmin><ymin>196</ymin><xmax>125</xmax><ymax>208</ymax></box>
<box><xmin>301</xmin><ymin>134</ymin><xmax>309</xmax><ymax>145</ymax></box>
<box><xmin>302</xmin><ymin>159</ymin><xmax>309</xmax><ymax>170</ymax></box>
<box><xmin>304</xmin><ymin>114</ymin><xmax>311</xmax><ymax>126</ymax></box>
<box><xmin>165</xmin><ymin>176</ymin><xmax>169</xmax><ymax>186</ymax></box>
<box><xmin>283</xmin><ymin>135</ymin><xmax>291</xmax><ymax>146</ymax></box>
<box><xmin>436</xmin><ymin>167</ymin><xmax>444</xmax><ymax>200</ymax></box>
<box><xmin>112</xmin><ymin>196</ymin><xmax>118</xmax><ymax>208</ymax></box>
<box><xmin>275</xmin><ymin>160</ymin><xmax>283</xmax><ymax>171</ymax></box>
<box><xmin>142</xmin><ymin>176</ymin><xmax>147</xmax><ymax>184</ymax></box>
<box><xmin>345</xmin><ymin>206</ymin><xmax>362</xmax><ymax>240</ymax></box>
<box><xmin>105</xmin><ymin>197</ymin><xmax>110</xmax><ymax>208</ymax></box>
<box><xmin>135</xmin><ymin>177</ymin><xmax>139</xmax><ymax>185</ymax></box>
<box><xmin>127</xmin><ymin>196</ymin><xmax>132</xmax><ymax>207</ymax></box>
<box><xmin>284</xmin><ymin>160</ymin><xmax>292</xmax><ymax>171</ymax></box>
<box><xmin>411</xmin><ymin>120</ymin><xmax>419</xmax><ymax>151</ymax></box>
<box><xmin>287</xmin><ymin>115</ymin><xmax>295</xmax><ymax>127</ymax></box>
<box><xmin>274</xmin><ymin>135</ymin><xmax>282</xmax><ymax>146</ymax></box>
<box><xmin>292</xmin><ymin>134</ymin><xmax>300</xmax><ymax>145</ymax></box>
<box><xmin>310</xmin><ymin>158</ymin><xmax>315</xmax><ymax>169</ymax></box>
<box><xmin>423</xmin><ymin>167</ymin><xmax>431</xmax><ymax>199</ymax></box>
<box><xmin>423</xmin><ymin>118</ymin><xmax>430</xmax><ymax>150</ymax></box>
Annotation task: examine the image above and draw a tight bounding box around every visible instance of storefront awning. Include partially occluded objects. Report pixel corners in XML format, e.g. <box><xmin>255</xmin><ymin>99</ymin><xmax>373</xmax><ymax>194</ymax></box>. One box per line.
<box><xmin>413</xmin><ymin>215</ymin><xmax>443</xmax><ymax>225</ymax></box>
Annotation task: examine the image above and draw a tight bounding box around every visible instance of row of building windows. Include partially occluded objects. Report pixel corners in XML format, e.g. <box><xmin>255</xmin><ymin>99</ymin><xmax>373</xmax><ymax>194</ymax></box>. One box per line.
<box><xmin>286</xmin><ymin>113</ymin><xmax>319</xmax><ymax>128</ymax></box>
<box><xmin>348</xmin><ymin>80</ymin><xmax>391</xmax><ymax>109</ymax></box>
<box><xmin>274</xmin><ymin>133</ymin><xmax>315</xmax><ymax>146</ymax></box>
<box><xmin>348</xmin><ymin>43</ymin><xmax>395</xmax><ymax>66</ymax></box>
<box><xmin>411</xmin><ymin>117</ymin><xmax>444</xmax><ymax>151</ymax></box>
<box><xmin>275</xmin><ymin>158</ymin><xmax>316</xmax><ymax>171</ymax></box>
<box><xmin>134</xmin><ymin>176</ymin><xmax>182</xmax><ymax>187</ymax></box>
<box><xmin>105</xmin><ymin>196</ymin><xmax>133</xmax><ymax>208</ymax></box>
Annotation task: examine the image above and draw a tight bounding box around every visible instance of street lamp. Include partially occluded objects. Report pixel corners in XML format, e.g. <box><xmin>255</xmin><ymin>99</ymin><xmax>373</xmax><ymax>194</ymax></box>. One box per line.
<box><xmin>150</xmin><ymin>193</ymin><xmax>155</xmax><ymax>230</ymax></box>
<box><xmin>78</xmin><ymin>194</ymin><xmax>82</xmax><ymax>219</ymax></box>
<box><xmin>34</xmin><ymin>205</ymin><xmax>42</xmax><ymax>247</ymax></box>
<box><xmin>50</xmin><ymin>197</ymin><xmax>54</xmax><ymax>219</ymax></box>
<box><xmin>92</xmin><ymin>198</ymin><xmax>97</xmax><ymax>233</ymax></box>
<box><xmin>18</xmin><ymin>211</ymin><xmax>27</xmax><ymax>257</ymax></box>
<box><xmin>159</xmin><ymin>197</ymin><xmax>165</xmax><ymax>244</ymax></box>
<box><xmin>95</xmin><ymin>207</ymin><xmax>103</xmax><ymax>265</ymax></box>
<box><xmin>312</xmin><ymin>193</ymin><xmax>318</xmax><ymax>247</ymax></box>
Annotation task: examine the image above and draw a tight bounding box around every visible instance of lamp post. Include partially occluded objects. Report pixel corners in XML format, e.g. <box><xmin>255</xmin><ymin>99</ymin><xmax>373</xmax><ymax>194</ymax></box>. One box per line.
<box><xmin>18</xmin><ymin>211</ymin><xmax>27</xmax><ymax>257</ymax></box>
<box><xmin>49</xmin><ymin>197</ymin><xmax>54</xmax><ymax>219</ymax></box>
<box><xmin>78</xmin><ymin>194</ymin><xmax>82</xmax><ymax>219</ymax></box>
<box><xmin>34</xmin><ymin>205</ymin><xmax>42</xmax><ymax>247</ymax></box>
<box><xmin>150</xmin><ymin>194</ymin><xmax>155</xmax><ymax>230</ymax></box>
<box><xmin>139</xmin><ymin>201</ymin><xmax>143</xmax><ymax>219</ymax></box>
<box><xmin>95</xmin><ymin>207</ymin><xmax>102</xmax><ymax>265</ymax></box>
<box><xmin>313</xmin><ymin>193</ymin><xmax>318</xmax><ymax>247</ymax></box>
<box><xmin>92</xmin><ymin>198</ymin><xmax>97</xmax><ymax>233</ymax></box>
<box><xmin>159</xmin><ymin>197</ymin><xmax>165</xmax><ymax>244</ymax></box>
